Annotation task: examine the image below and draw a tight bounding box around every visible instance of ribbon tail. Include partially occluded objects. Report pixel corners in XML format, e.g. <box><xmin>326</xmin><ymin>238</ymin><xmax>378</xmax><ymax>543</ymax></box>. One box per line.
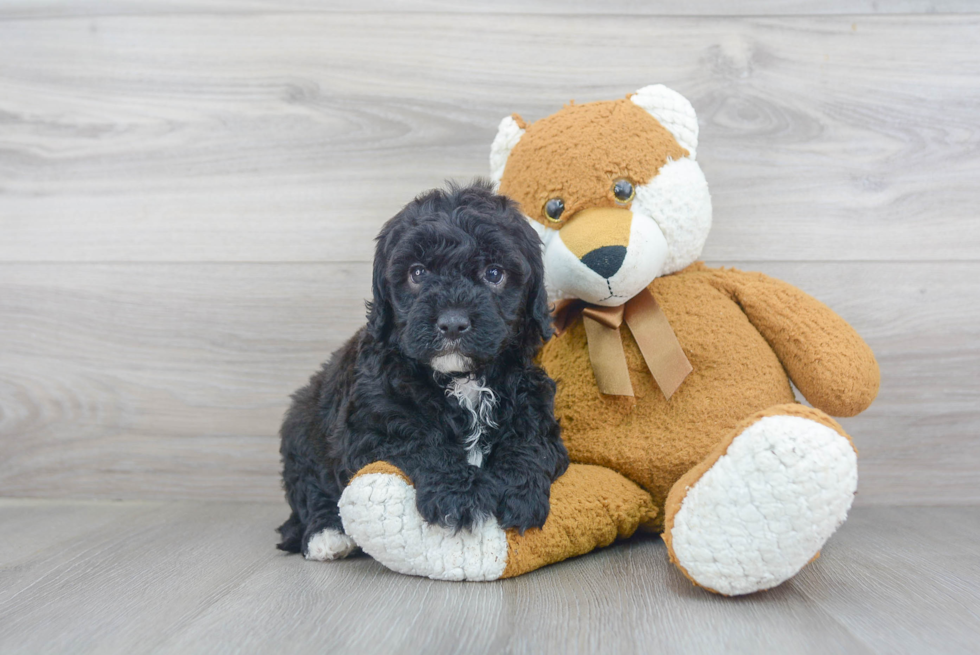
<box><xmin>583</xmin><ymin>315</ymin><xmax>634</xmax><ymax>397</ymax></box>
<box><xmin>624</xmin><ymin>289</ymin><xmax>692</xmax><ymax>400</ymax></box>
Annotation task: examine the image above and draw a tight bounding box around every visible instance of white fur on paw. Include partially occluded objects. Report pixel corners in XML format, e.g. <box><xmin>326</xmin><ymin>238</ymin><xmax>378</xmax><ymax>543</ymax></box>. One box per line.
<box><xmin>305</xmin><ymin>529</ymin><xmax>357</xmax><ymax>561</ymax></box>
<box><xmin>670</xmin><ymin>416</ymin><xmax>858</xmax><ymax>596</ymax></box>
<box><xmin>339</xmin><ymin>473</ymin><xmax>508</xmax><ymax>581</ymax></box>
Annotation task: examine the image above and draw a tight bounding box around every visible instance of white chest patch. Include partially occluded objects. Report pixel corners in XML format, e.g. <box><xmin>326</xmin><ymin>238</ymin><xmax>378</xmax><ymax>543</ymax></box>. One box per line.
<box><xmin>444</xmin><ymin>375</ymin><xmax>497</xmax><ymax>467</ymax></box>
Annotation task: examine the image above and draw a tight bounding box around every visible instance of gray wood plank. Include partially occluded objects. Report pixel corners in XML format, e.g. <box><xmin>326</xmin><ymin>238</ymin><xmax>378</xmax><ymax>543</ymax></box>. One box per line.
<box><xmin>2</xmin><ymin>501</ymin><xmax>977</xmax><ymax>654</ymax></box>
<box><xmin>793</xmin><ymin>506</ymin><xmax>980</xmax><ymax>654</ymax></box>
<box><xmin>2</xmin><ymin>1</ymin><xmax>977</xmax><ymax>19</ymax></box>
<box><xmin>0</xmin><ymin>501</ymin><xmax>284</xmax><ymax>654</ymax></box>
<box><xmin>1</xmin><ymin>261</ymin><xmax>977</xmax><ymax>504</ymax></box>
<box><xmin>0</xmin><ymin>262</ymin><xmax>370</xmax><ymax>501</ymax></box>
<box><xmin>0</xmin><ymin>497</ymin><xmax>155</xmax><ymax>565</ymax></box>
<box><xmin>1</xmin><ymin>14</ymin><xmax>978</xmax><ymax>262</ymax></box>
<box><xmin>157</xmin><ymin>535</ymin><xmax>870</xmax><ymax>655</ymax></box>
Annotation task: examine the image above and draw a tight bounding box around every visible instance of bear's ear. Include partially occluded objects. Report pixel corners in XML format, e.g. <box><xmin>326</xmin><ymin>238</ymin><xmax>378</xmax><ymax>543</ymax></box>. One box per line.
<box><xmin>489</xmin><ymin>114</ymin><xmax>526</xmax><ymax>186</ymax></box>
<box><xmin>629</xmin><ymin>85</ymin><xmax>699</xmax><ymax>159</ymax></box>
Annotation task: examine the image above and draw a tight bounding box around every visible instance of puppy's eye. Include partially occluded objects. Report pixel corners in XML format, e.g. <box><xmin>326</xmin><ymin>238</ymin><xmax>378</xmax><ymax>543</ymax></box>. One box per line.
<box><xmin>612</xmin><ymin>179</ymin><xmax>635</xmax><ymax>204</ymax></box>
<box><xmin>409</xmin><ymin>264</ymin><xmax>426</xmax><ymax>285</ymax></box>
<box><xmin>544</xmin><ymin>198</ymin><xmax>565</xmax><ymax>222</ymax></box>
<box><xmin>483</xmin><ymin>265</ymin><xmax>505</xmax><ymax>286</ymax></box>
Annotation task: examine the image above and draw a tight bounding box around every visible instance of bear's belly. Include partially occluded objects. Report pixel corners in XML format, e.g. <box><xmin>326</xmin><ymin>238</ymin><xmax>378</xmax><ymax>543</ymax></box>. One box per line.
<box><xmin>538</xmin><ymin>274</ymin><xmax>795</xmax><ymax>519</ymax></box>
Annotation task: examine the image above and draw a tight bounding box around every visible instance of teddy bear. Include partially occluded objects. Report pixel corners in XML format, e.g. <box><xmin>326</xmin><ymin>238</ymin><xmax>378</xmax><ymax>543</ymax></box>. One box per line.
<box><xmin>337</xmin><ymin>85</ymin><xmax>880</xmax><ymax>595</ymax></box>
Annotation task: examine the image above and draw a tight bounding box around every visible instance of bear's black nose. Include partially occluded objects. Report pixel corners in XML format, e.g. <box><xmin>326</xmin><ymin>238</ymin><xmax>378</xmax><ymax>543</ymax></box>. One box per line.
<box><xmin>581</xmin><ymin>246</ymin><xmax>627</xmax><ymax>279</ymax></box>
<box><xmin>437</xmin><ymin>309</ymin><xmax>471</xmax><ymax>340</ymax></box>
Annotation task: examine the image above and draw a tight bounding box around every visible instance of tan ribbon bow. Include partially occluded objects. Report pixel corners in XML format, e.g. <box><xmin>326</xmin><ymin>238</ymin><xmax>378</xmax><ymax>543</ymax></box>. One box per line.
<box><xmin>553</xmin><ymin>288</ymin><xmax>692</xmax><ymax>399</ymax></box>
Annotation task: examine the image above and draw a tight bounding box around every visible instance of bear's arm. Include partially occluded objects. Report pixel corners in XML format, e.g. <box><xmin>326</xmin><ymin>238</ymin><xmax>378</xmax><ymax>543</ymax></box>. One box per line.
<box><xmin>707</xmin><ymin>268</ymin><xmax>880</xmax><ymax>417</ymax></box>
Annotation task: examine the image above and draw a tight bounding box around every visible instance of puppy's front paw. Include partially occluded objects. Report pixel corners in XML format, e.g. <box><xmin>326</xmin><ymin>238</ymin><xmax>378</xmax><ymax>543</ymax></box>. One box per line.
<box><xmin>496</xmin><ymin>489</ymin><xmax>549</xmax><ymax>533</ymax></box>
<box><xmin>415</xmin><ymin>478</ymin><xmax>497</xmax><ymax>531</ymax></box>
<box><xmin>304</xmin><ymin>528</ymin><xmax>357</xmax><ymax>561</ymax></box>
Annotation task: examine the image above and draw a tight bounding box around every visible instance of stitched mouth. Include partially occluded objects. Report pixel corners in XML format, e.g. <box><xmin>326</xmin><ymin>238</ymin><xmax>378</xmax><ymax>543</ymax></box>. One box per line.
<box><xmin>596</xmin><ymin>279</ymin><xmax>630</xmax><ymax>303</ymax></box>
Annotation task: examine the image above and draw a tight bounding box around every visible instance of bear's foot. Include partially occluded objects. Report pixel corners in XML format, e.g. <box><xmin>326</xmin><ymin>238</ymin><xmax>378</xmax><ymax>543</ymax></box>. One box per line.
<box><xmin>663</xmin><ymin>405</ymin><xmax>858</xmax><ymax>596</ymax></box>
<box><xmin>339</xmin><ymin>463</ymin><xmax>509</xmax><ymax>581</ymax></box>
<box><xmin>339</xmin><ymin>462</ymin><xmax>657</xmax><ymax>581</ymax></box>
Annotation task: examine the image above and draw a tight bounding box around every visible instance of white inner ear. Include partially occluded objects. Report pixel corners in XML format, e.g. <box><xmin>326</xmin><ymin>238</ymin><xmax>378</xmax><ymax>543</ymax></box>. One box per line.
<box><xmin>489</xmin><ymin>115</ymin><xmax>525</xmax><ymax>186</ymax></box>
<box><xmin>630</xmin><ymin>84</ymin><xmax>699</xmax><ymax>159</ymax></box>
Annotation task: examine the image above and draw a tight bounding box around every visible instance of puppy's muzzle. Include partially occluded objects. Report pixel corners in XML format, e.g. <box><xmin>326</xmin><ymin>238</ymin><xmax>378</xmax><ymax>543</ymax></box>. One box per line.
<box><xmin>437</xmin><ymin>309</ymin><xmax>471</xmax><ymax>341</ymax></box>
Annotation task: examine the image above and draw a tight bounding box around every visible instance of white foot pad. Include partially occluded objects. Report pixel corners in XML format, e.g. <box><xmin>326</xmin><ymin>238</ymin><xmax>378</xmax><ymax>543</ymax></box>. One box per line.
<box><xmin>339</xmin><ymin>473</ymin><xmax>508</xmax><ymax>581</ymax></box>
<box><xmin>305</xmin><ymin>528</ymin><xmax>357</xmax><ymax>561</ymax></box>
<box><xmin>670</xmin><ymin>416</ymin><xmax>858</xmax><ymax>595</ymax></box>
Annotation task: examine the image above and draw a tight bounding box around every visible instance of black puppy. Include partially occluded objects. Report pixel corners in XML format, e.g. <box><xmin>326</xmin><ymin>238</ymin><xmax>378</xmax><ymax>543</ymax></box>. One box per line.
<box><xmin>277</xmin><ymin>181</ymin><xmax>568</xmax><ymax>561</ymax></box>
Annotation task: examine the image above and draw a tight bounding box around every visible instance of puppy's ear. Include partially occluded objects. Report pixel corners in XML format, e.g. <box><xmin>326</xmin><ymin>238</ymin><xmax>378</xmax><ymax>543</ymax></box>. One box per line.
<box><xmin>366</xmin><ymin>220</ymin><xmax>395</xmax><ymax>342</ymax></box>
<box><xmin>526</xmin><ymin>252</ymin><xmax>554</xmax><ymax>341</ymax></box>
<box><xmin>519</xmin><ymin>222</ymin><xmax>554</xmax><ymax>355</ymax></box>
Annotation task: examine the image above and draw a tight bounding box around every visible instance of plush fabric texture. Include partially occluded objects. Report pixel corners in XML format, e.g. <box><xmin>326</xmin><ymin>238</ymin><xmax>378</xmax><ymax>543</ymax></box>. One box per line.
<box><xmin>351</xmin><ymin>460</ymin><xmax>412</xmax><ymax>485</ymax></box>
<box><xmin>499</xmin><ymin>98</ymin><xmax>687</xmax><ymax>227</ymax></box>
<box><xmin>339</xmin><ymin>469</ymin><xmax>510</xmax><ymax>581</ymax></box>
<box><xmin>501</xmin><ymin>463</ymin><xmax>657</xmax><ymax>578</ymax></box>
<box><xmin>628</xmin><ymin>85</ymin><xmax>699</xmax><ymax>157</ymax></box>
<box><xmin>532</xmin><ymin>205</ymin><xmax>672</xmax><ymax>307</ymax></box>
<box><xmin>496</xmin><ymin>86</ymin><xmax>711</xmax><ymax>307</ymax></box>
<box><xmin>630</xmin><ymin>157</ymin><xmax>712</xmax><ymax>276</ymax></box>
<box><xmin>490</xmin><ymin>115</ymin><xmax>526</xmax><ymax>185</ymax></box>
<box><xmin>662</xmin><ymin>404</ymin><xmax>858</xmax><ymax>595</ymax></box>
<box><xmin>340</xmin><ymin>462</ymin><xmax>657</xmax><ymax>581</ymax></box>
<box><xmin>558</xmin><ymin>207</ymin><xmax>633</xmax><ymax>258</ymax></box>
<box><xmin>538</xmin><ymin>262</ymin><xmax>879</xmax><ymax>530</ymax></box>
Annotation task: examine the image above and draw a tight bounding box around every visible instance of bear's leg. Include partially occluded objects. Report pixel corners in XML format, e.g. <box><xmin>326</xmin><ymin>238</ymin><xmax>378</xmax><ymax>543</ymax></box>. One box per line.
<box><xmin>662</xmin><ymin>404</ymin><xmax>858</xmax><ymax>596</ymax></box>
<box><xmin>338</xmin><ymin>462</ymin><xmax>657</xmax><ymax>581</ymax></box>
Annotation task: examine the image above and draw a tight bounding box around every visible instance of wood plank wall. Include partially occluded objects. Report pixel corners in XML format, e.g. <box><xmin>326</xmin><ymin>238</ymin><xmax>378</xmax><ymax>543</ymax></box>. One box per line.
<box><xmin>1</xmin><ymin>2</ymin><xmax>978</xmax><ymax>504</ymax></box>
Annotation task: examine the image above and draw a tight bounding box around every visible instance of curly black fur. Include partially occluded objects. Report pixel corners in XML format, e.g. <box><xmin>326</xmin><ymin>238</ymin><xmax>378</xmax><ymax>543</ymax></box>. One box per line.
<box><xmin>277</xmin><ymin>180</ymin><xmax>568</xmax><ymax>557</ymax></box>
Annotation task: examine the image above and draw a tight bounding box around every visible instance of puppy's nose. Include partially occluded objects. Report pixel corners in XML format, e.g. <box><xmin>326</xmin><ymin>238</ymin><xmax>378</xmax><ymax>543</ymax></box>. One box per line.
<box><xmin>581</xmin><ymin>245</ymin><xmax>627</xmax><ymax>279</ymax></box>
<box><xmin>437</xmin><ymin>310</ymin><xmax>471</xmax><ymax>340</ymax></box>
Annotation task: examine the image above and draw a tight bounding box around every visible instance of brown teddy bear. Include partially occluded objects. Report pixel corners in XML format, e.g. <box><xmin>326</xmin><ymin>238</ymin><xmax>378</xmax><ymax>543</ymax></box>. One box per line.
<box><xmin>338</xmin><ymin>85</ymin><xmax>880</xmax><ymax>595</ymax></box>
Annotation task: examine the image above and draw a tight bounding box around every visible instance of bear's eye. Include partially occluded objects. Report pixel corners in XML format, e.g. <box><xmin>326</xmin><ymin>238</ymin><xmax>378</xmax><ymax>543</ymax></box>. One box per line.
<box><xmin>544</xmin><ymin>198</ymin><xmax>565</xmax><ymax>222</ymax></box>
<box><xmin>613</xmin><ymin>179</ymin><xmax>635</xmax><ymax>204</ymax></box>
<box><xmin>483</xmin><ymin>265</ymin><xmax>506</xmax><ymax>286</ymax></box>
<box><xmin>409</xmin><ymin>264</ymin><xmax>426</xmax><ymax>285</ymax></box>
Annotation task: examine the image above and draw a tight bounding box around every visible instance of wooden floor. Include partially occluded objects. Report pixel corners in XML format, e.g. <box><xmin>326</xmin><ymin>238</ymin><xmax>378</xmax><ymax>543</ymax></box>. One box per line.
<box><xmin>0</xmin><ymin>500</ymin><xmax>976</xmax><ymax>654</ymax></box>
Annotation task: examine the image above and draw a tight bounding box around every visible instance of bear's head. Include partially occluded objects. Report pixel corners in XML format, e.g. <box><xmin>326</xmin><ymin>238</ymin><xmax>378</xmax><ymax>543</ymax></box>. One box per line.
<box><xmin>490</xmin><ymin>85</ymin><xmax>712</xmax><ymax>307</ymax></box>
